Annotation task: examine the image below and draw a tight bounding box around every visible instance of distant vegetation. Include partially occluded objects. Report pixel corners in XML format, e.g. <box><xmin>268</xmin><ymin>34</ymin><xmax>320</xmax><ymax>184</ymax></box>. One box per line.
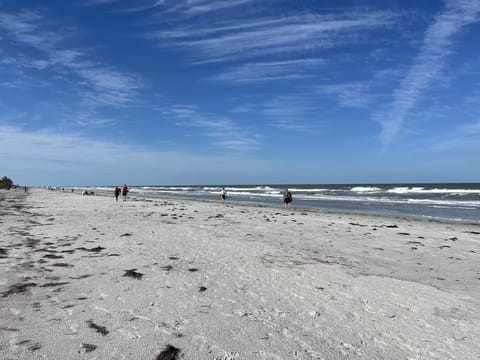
<box><xmin>0</xmin><ymin>176</ymin><xmax>14</xmax><ymax>189</ymax></box>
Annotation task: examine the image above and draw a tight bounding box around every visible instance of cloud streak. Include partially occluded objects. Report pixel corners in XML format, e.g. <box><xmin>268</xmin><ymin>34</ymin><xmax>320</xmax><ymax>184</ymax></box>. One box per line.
<box><xmin>0</xmin><ymin>9</ymin><xmax>140</xmax><ymax>107</ymax></box>
<box><xmin>162</xmin><ymin>105</ymin><xmax>261</xmax><ymax>151</ymax></box>
<box><xmin>153</xmin><ymin>0</ymin><xmax>258</xmax><ymax>16</ymax></box>
<box><xmin>377</xmin><ymin>0</ymin><xmax>480</xmax><ymax>145</ymax></box>
<box><xmin>149</xmin><ymin>11</ymin><xmax>396</xmax><ymax>65</ymax></box>
<box><xmin>215</xmin><ymin>59</ymin><xmax>325</xmax><ymax>83</ymax></box>
<box><xmin>0</xmin><ymin>124</ymin><xmax>271</xmax><ymax>185</ymax></box>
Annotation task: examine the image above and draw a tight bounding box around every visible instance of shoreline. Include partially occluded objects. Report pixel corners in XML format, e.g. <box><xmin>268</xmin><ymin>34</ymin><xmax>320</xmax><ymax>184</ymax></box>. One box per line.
<box><xmin>1</xmin><ymin>188</ymin><xmax>479</xmax><ymax>359</ymax></box>
<box><xmin>53</xmin><ymin>182</ymin><xmax>480</xmax><ymax>224</ymax></box>
<box><xmin>62</xmin><ymin>187</ymin><xmax>480</xmax><ymax>226</ymax></box>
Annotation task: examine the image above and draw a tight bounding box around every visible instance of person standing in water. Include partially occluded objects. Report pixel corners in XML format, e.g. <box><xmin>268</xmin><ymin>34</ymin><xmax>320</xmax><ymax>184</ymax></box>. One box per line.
<box><xmin>283</xmin><ymin>188</ymin><xmax>292</xmax><ymax>209</ymax></box>
<box><xmin>221</xmin><ymin>187</ymin><xmax>227</xmax><ymax>204</ymax></box>
<box><xmin>122</xmin><ymin>184</ymin><xmax>128</xmax><ymax>201</ymax></box>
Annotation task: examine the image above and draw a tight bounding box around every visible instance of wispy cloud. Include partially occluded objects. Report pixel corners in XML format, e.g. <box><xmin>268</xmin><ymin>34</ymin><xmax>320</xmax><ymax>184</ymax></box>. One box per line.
<box><xmin>177</xmin><ymin>0</ymin><xmax>257</xmax><ymax>16</ymax></box>
<box><xmin>259</xmin><ymin>95</ymin><xmax>322</xmax><ymax>132</ymax></box>
<box><xmin>317</xmin><ymin>82</ymin><xmax>373</xmax><ymax>108</ymax></box>
<box><xmin>431</xmin><ymin>120</ymin><xmax>480</xmax><ymax>151</ymax></box>
<box><xmin>215</xmin><ymin>59</ymin><xmax>325</xmax><ymax>83</ymax></box>
<box><xmin>376</xmin><ymin>0</ymin><xmax>480</xmax><ymax>145</ymax></box>
<box><xmin>152</xmin><ymin>0</ymin><xmax>257</xmax><ymax>16</ymax></box>
<box><xmin>0</xmin><ymin>9</ymin><xmax>140</xmax><ymax>107</ymax></box>
<box><xmin>148</xmin><ymin>11</ymin><xmax>396</xmax><ymax>65</ymax></box>
<box><xmin>0</xmin><ymin>124</ymin><xmax>271</xmax><ymax>185</ymax></box>
<box><xmin>84</xmin><ymin>0</ymin><xmax>255</xmax><ymax>14</ymax></box>
<box><xmin>162</xmin><ymin>105</ymin><xmax>261</xmax><ymax>151</ymax></box>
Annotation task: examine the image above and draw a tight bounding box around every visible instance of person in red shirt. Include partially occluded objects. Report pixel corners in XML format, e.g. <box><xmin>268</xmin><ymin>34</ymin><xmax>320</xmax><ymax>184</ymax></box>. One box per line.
<box><xmin>114</xmin><ymin>186</ymin><xmax>120</xmax><ymax>202</ymax></box>
<box><xmin>122</xmin><ymin>184</ymin><xmax>128</xmax><ymax>201</ymax></box>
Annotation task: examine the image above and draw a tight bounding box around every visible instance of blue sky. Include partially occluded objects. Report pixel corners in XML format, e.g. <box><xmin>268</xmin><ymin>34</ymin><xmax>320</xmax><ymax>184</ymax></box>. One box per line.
<box><xmin>1</xmin><ymin>0</ymin><xmax>479</xmax><ymax>186</ymax></box>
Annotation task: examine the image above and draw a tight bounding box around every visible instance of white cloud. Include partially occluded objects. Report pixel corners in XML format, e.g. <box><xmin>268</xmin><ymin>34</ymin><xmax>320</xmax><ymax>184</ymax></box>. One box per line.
<box><xmin>0</xmin><ymin>124</ymin><xmax>271</xmax><ymax>185</ymax></box>
<box><xmin>317</xmin><ymin>83</ymin><xmax>373</xmax><ymax>108</ymax></box>
<box><xmin>0</xmin><ymin>9</ymin><xmax>140</xmax><ymax>107</ymax></box>
<box><xmin>151</xmin><ymin>0</ymin><xmax>257</xmax><ymax>16</ymax></box>
<box><xmin>260</xmin><ymin>95</ymin><xmax>321</xmax><ymax>132</ymax></box>
<box><xmin>215</xmin><ymin>59</ymin><xmax>325</xmax><ymax>83</ymax></box>
<box><xmin>430</xmin><ymin>120</ymin><xmax>480</xmax><ymax>151</ymax></box>
<box><xmin>162</xmin><ymin>105</ymin><xmax>261</xmax><ymax>151</ymax></box>
<box><xmin>148</xmin><ymin>11</ymin><xmax>397</xmax><ymax>64</ymax></box>
<box><xmin>376</xmin><ymin>0</ymin><xmax>480</xmax><ymax>145</ymax></box>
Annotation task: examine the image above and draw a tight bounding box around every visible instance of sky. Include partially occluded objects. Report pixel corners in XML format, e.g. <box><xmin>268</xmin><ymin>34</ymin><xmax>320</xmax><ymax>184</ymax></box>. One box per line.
<box><xmin>1</xmin><ymin>0</ymin><xmax>480</xmax><ymax>186</ymax></box>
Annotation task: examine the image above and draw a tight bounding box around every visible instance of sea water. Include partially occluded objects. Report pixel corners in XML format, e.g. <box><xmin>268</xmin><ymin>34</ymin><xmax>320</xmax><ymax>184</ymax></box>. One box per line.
<box><xmin>75</xmin><ymin>183</ymin><xmax>480</xmax><ymax>223</ymax></box>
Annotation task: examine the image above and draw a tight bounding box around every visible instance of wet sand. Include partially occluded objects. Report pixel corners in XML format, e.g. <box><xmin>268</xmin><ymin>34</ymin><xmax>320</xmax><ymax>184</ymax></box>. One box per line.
<box><xmin>1</xmin><ymin>188</ymin><xmax>479</xmax><ymax>359</ymax></box>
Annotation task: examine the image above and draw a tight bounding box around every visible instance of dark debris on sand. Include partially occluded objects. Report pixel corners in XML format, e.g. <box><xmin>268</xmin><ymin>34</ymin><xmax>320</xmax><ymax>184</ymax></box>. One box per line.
<box><xmin>2</xmin><ymin>282</ymin><xmax>37</xmax><ymax>297</ymax></box>
<box><xmin>161</xmin><ymin>265</ymin><xmax>174</xmax><ymax>272</ymax></box>
<box><xmin>123</xmin><ymin>269</ymin><xmax>144</xmax><ymax>279</ymax></box>
<box><xmin>77</xmin><ymin>246</ymin><xmax>106</xmax><ymax>252</ymax></box>
<box><xmin>87</xmin><ymin>320</ymin><xmax>109</xmax><ymax>335</ymax></box>
<box><xmin>80</xmin><ymin>343</ymin><xmax>97</xmax><ymax>353</ymax></box>
<box><xmin>40</xmin><ymin>281</ymin><xmax>70</xmax><ymax>288</ymax></box>
<box><xmin>155</xmin><ymin>345</ymin><xmax>181</xmax><ymax>360</ymax></box>
<box><xmin>51</xmin><ymin>262</ymin><xmax>74</xmax><ymax>267</ymax></box>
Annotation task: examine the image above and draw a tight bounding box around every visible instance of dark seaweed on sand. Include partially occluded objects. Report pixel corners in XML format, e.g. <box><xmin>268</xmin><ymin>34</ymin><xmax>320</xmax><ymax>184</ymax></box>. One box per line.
<box><xmin>40</xmin><ymin>281</ymin><xmax>69</xmax><ymax>288</ymax></box>
<box><xmin>160</xmin><ymin>265</ymin><xmax>173</xmax><ymax>271</ymax></box>
<box><xmin>51</xmin><ymin>262</ymin><xmax>74</xmax><ymax>267</ymax></box>
<box><xmin>28</xmin><ymin>343</ymin><xmax>42</xmax><ymax>351</ymax></box>
<box><xmin>2</xmin><ymin>282</ymin><xmax>37</xmax><ymax>297</ymax></box>
<box><xmin>77</xmin><ymin>246</ymin><xmax>105</xmax><ymax>252</ymax></box>
<box><xmin>81</xmin><ymin>343</ymin><xmax>97</xmax><ymax>352</ymax></box>
<box><xmin>43</xmin><ymin>254</ymin><xmax>63</xmax><ymax>259</ymax></box>
<box><xmin>156</xmin><ymin>345</ymin><xmax>180</xmax><ymax>360</ymax></box>
<box><xmin>123</xmin><ymin>269</ymin><xmax>143</xmax><ymax>279</ymax></box>
<box><xmin>87</xmin><ymin>320</ymin><xmax>109</xmax><ymax>335</ymax></box>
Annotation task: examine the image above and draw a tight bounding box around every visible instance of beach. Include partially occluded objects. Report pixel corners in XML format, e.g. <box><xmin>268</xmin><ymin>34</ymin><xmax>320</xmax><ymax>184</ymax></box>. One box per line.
<box><xmin>1</xmin><ymin>188</ymin><xmax>479</xmax><ymax>359</ymax></box>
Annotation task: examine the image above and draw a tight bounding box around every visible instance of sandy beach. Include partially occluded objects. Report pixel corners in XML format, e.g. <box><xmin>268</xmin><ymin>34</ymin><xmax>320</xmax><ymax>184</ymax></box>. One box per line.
<box><xmin>1</xmin><ymin>188</ymin><xmax>479</xmax><ymax>360</ymax></box>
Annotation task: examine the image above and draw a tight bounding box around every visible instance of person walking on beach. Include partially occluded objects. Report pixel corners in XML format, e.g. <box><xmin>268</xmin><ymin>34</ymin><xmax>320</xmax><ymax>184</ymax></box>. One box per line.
<box><xmin>114</xmin><ymin>186</ymin><xmax>120</xmax><ymax>202</ymax></box>
<box><xmin>122</xmin><ymin>184</ymin><xmax>128</xmax><ymax>201</ymax></box>
<box><xmin>221</xmin><ymin>187</ymin><xmax>227</xmax><ymax>204</ymax></box>
<box><xmin>283</xmin><ymin>188</ymin><xmax>292</xmax><ymax>209</ymax></box>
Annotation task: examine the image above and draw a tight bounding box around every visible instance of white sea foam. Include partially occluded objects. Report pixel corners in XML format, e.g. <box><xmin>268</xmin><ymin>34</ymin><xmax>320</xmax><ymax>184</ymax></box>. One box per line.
<box><xmin>301</xmin><ymin>194</ymin><xmax>480</xmax><ymax>207</ymax></box>
<box><xmin>388</xmin><ymin>187</ymin><xmax>480</xmax><ymax>194</ymax></box>
<box><xmin>287</xmin><ymin>188</ymin><xmax>329</xmax><ymax>192</ymax></box>
<box><xmin>350</xmin><ymin>186</ymin><xmax>381</xmax><ymax>192</ymax></box>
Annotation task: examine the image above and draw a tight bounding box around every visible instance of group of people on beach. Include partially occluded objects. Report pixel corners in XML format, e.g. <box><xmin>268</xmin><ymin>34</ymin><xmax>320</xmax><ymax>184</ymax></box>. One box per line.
<box><xmin>114</xmin><ymin>184</ymin><xmax>129</xmax><ymax>202</ymax></box>
<box><xmin>113</xmin><ymin>185</ymin><xmax>293</xmax><ymax>208</ymax></box>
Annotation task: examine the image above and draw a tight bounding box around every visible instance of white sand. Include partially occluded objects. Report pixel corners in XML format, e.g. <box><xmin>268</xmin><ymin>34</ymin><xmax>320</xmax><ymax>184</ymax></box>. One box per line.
<box><xmin>1</xmin><ymin>188</ymin><xmax>479</xmax><ymax>359</ymax></box>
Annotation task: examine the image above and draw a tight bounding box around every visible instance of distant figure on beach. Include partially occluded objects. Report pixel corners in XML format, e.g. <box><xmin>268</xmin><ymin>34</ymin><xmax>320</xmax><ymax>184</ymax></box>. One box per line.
<box><xmin>283</xmin><ymin>188</ymin><xmax>292</xmax><ymax>209</ymax></box>
<box><xmin>114</xmin><ymin>186</ymin><xmax>120</xmax><ymax>202</ymax></box>
<box><xmin>221</xmin><ymin>187</ymin><xmax>227</xmax><ymax>204</ymax></box>
<box><xmin>122</xmin><ymin>184</ymin><xmax>128</xmax><ymax>201</ymax></box>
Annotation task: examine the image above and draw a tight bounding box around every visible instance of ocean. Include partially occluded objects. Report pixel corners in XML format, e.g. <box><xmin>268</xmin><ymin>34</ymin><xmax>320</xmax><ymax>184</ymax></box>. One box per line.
<box><xmin>74</xmin><ymin>183</ymin><xmax>480</xmax><ymax>223</ymax></box>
